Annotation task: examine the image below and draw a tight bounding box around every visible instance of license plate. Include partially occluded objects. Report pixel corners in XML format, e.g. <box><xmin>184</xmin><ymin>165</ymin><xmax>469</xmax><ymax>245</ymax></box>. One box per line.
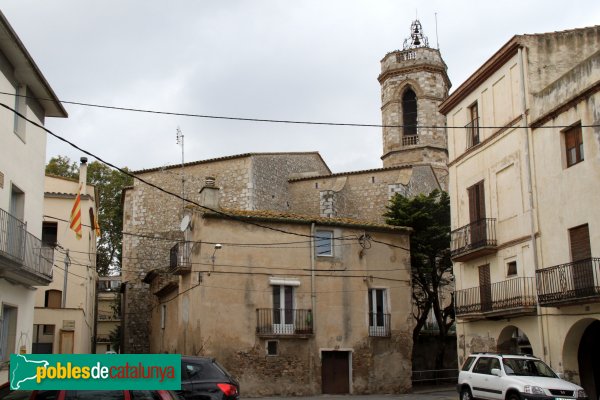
<box><xmin>555</xmin><ymin>397</ymin><xmax>573</xmax><ymax>400</ymax></box>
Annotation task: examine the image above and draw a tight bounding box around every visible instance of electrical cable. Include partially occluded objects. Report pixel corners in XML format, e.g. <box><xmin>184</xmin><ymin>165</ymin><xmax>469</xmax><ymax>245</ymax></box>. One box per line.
<box><xmin>1</xmin><ymin>91</ymin><xmax>598</xmax><ymax>129</ymax></box>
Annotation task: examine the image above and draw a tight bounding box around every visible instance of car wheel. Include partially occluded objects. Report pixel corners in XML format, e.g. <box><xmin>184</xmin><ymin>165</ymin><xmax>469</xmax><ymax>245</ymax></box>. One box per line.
<box><xmin>507</xmin><ymin>392</ymin><xmax>521</xmax><ymax>400</ymax></box>
<box><xmin>461</xmin><ymin>387</ymin><xmax>473</xmax><ymax>400</ymax></box>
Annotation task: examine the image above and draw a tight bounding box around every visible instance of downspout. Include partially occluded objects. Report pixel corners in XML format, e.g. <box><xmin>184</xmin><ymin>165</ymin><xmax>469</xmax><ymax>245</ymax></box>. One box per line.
<box><xmin>310</xmin><ymin>222</ymin><xmax>316</xmax><ymax>390</ymax></box>
<box><xmin>518</xmin><ymin>47</ymin><xmax>547</xmax><ymax>363</ymax></box>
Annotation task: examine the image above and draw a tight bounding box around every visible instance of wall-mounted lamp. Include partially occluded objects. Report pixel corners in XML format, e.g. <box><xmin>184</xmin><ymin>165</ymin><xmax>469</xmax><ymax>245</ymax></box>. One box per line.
<box><xmin>210</xmin><ymin>244</ymin><xmax>222</xmax><ymax>275</ymax></box>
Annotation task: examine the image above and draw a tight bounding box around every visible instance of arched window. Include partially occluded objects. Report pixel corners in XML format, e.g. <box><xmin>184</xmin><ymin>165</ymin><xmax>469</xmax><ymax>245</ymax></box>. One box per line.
<box><xmin>402</xmin><ymin>89</ymin><xmax>417</xmax><ymax>136</ymax></box>
<box><xmin>45</xmin><ymin>289</ymin><xmax>62</xmax><ymax>308</ymax></box>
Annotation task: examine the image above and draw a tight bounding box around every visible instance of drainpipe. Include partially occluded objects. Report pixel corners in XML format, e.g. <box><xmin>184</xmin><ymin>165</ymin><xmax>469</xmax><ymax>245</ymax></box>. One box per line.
<box><xmin>310</xmin><ymin>222</ymin><xmax>316</xmax><ymax>389</ymax></box>
<box><xmin>518</xmin><ymin>47</ymin><xmax>547</xmax><ymax>364</ymax></box>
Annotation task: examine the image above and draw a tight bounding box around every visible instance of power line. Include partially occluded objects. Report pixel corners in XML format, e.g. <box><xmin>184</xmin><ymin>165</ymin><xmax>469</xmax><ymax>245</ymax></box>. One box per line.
<box><xmin>2</xmin><ymin>91</ymin><xmax>598</xmax><ymax>130</ymax></box>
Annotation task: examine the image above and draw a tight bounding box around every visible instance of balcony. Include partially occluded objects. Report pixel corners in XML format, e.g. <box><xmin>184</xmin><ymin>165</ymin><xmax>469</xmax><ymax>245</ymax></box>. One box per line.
<box><xmin>95</xmin><ymin>334</ymin><xmax>111</xmax><ymax>343</ymax></box>
<box><xmin>368</xmin><ymin>312</ymin><xmax>391</xmax><ymax>337</ymax></box>
<box><xmin>536</xmin><ymin>258</ymin><xmax>600</xmax><ymax>307</ymax></box>
<box><xmin>256</xmin><ymin>308</ymin><xmax>313</xmax><ymax>338</ymax></box>
<box><xmin>451</xmin><ymin>218</ymin><xmax>497</xmax><ymax>262</ymax></box>
<box><xmin>169</xmin><ymin>242</ymin><xmax>192</xmax><ymax>275</ymax></box>
<box><xmin>402</xmin><ymin>134</ymin><xmax>420</xmax><ymax>147</ymax></box>
<box><xmin>455</xmin><ymin>277</ymin><xmax>537</xmax><ymax>320</ymax></box>
<box><xmin>466</xmin><ymin>117</ymin><xmax>480</xmax><ymax>149</ymax></box>
<box><xmin>0</xmin><ymin>207</ymin><xmax>53</xmax><ymax>286</ymax></box>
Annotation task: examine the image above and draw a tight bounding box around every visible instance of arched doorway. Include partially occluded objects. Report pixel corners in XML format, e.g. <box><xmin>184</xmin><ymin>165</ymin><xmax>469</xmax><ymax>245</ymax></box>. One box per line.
<box><xmin>563</xmin><ymin>318</ymin><xmax>600</xmax><ymax>400</ymax></box>
<box><xmin>497</xmin><ymin>325</ymin><xmax>533</xmax><ymax>355</ymax></box>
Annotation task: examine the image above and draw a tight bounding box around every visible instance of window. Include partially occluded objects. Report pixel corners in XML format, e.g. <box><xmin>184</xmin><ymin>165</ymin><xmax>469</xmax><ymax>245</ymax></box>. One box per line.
<box><xmin>43</xmin><ymin>325</ymin><xmax>55</xmax><ymax>335</ymax></box>
<box><xmin>368</xmin><ymin>289</ymin><xmax>389</xmax><ymax>336</ymax></box>
<box><xmin>161</xmin><ymin>304</ymin><xmax>166</xmax><ymax>329</ymax></box>
<box><xmin>402</xmin><ymin>88</ymin><xmax>417</xmax><ymax>136</ymax></box>
<box><xmin>564</xmin><ymin>124</ymin><xmax>584</xmax><ymax>167</ymax></box>
<box><xmin>461</xmin><ymin>356</ymin><xmax>476</xmax><ymax>371</ymax></box>
<box><xmin>315</xmin><ymin>230</ymin><xmax>333</xmax><ymax>256</ymax></box>
<box><xmin>9</xmin><ymin>184</ymin><xmax>25</xmax><ymax>221</ymax></box>
<box><xmin>13</xmin><ymin>85</ymin><xmax>27</xmax><ymax>142</ymax></box>
<box><xmin>507</xmin><ymin>261</ymin><xmax>517</xmax><ymax>276</ymax></box>
<box><xmin>0</xmin><ymin>304</ymin><xmax>18</xmax><ymax>361</ymax></box>
<box><xmin>266</xmin><ymin>340</ymin><xmax>278</xmax><ymax>356</ymax></box>
<box><xmin>45</xmin><ymin>290</ymin><xmax>62</xmax><ymax>308</ymax></box>
<box><xmin>473</xmin><ymin>357</ymin><xmax>499</xmax><ymax>375</ymax></box>
<box><xmin>42</xmin><ymin>222</ymin><xmax>58</xmax><ymax>247</ymax></box>
<box><xmin>272</xmin><ymin>285</ymin><xmax>294</xmax><ymax>334</ymax></box>
<box><xmin>467</xmin><ymin>102</ymin><xmax>480</xmax><ymax>148</ymax></box>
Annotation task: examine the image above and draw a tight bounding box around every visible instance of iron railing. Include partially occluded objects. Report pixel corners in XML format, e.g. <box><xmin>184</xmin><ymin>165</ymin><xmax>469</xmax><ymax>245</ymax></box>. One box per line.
<box><xmin>536</xmin><ymin>258</ymin><xmax>600</xmax><ymax>306</ymax></box>
<box><xmin>256</xmin><ymin>308</ymin><xmax>313</xmax><ymax>335</ymax></box>
<box><xmin>368</xmin><ymin>312</ymin><xmax>391</xmax><ymax>337</ymax></box>
<box><xmin>95</xmin><ymin>335</ymin><xmax>111</xmax><ymax>343</ymax></box>
<box><xmin>0</xmin><ymin>207</ymin><xmax>53</xmax><ymax>279</ymax></box>
<box><xmin>402</xmin><ymin>135</ymin><xmax>420</xmax><ymax>146</ymax></box>
<box><xmin>455</xmin><ymin>277</ymin><xmax>537</xmax><ymax>317</ymax></box>
<box><xmin>466</xmin><ymin>117</ymin><xmax>480</xmax><ymax>148</ymax></box>
<box><xmin>169</xmin><ymin>242</ymin><xmax>192</xmax><ymax>274</ymax></box>
<box><xmin>451</xmin><ymin>218</ymin><xmax>497</xmax><ymax>260</ymax></box>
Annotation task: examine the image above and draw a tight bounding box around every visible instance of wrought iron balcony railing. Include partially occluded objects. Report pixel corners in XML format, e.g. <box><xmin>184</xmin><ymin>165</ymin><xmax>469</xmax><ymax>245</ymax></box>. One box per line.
<box><xmin>536</xmin><ymin>258</ymin><xmax>600</xmax><ymax>307</ymax></box>
<box><xmin>256</xmin><ymin>308</ymin><xmax>313</xmax><ymax>336</ymax></box>
<box><xmin>455</xmin><ymin>277</ymin><xmax>537</xmax><ymax>319</ymax></box>
<box><xmin>465</xmin><ymin>117</ymin><xmax>480</xmax><ymax>149</ymax></box>
<box><xmin>451</xmin><ymin>218</ymin><xmax>497</xmax><ymax>262</ymax></box>
<box><xmin>368</xmin><ymin>312</ymin><xmax>391</xmax><ymax>337</ymax></box>
<box><xmin>169</xmin><ymin>242</ymin><xmax>192</xmax><ymax>275</ymax></box>
<box><xmin>0</xmin><ymin>207</ymin><xmax>53</xmax><ymax>285</ymax></box>
<box><xmin>95</xmin><ymin>335</ymin><xmax>111</xmax><ymax>343</ymax></box>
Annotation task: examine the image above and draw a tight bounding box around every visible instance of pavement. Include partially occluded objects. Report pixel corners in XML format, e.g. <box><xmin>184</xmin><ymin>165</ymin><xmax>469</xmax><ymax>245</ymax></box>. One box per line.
<box><xmin>249</xmin><ymin>385</ymin><xmax>457</xmax><ymax>400</ymax></box>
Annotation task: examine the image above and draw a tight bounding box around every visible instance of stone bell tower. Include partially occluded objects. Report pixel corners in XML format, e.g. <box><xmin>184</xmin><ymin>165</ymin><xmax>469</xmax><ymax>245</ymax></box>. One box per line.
<box><xmin>379</xmin><ymin>20</ymin><xmax>450</xmax><ymax>175</ymax></box>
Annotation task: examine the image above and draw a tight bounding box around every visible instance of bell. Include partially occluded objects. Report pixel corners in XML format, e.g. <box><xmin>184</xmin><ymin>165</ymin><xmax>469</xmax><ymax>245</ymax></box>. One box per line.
<box><xmin>414</xmin><ymin>37</ymin><xmax>421</xmax><ymax>46</ymax></box>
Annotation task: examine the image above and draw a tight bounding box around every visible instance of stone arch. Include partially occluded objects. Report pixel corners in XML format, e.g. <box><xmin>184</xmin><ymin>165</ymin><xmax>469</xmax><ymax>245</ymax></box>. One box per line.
<box><xmin>497</xmin><ymin>324</ymin><xmax>536</xmax><ymax>355</ymax></box>
<box><xmin>393</xmin><ymin>79</ymin><xmax>425</xmax><ymax>100</ymax></box>
<box><xmin>562</xmin><ymin>317</ymin><xmax>600</xmax><ymax>397</ymax></box>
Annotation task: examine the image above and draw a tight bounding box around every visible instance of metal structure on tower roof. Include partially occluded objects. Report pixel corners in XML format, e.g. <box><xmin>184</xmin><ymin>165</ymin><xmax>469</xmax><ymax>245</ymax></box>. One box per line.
<box><xmin>403</xmin><ymin>19</ymin><xmax>429</xmax><ymax>50</ymax></box>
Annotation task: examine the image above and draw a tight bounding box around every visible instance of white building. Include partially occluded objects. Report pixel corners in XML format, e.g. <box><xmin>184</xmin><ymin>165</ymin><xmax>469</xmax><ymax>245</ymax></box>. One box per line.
<box><xmin>440</xmin><ymin>26</ymin><xmax>600</xmax><ymax>397</ymax></box>
<box><xmin>33</xmin><ymin>160</ymin><xmax>98</xmax><ymax>354</ymax></box>
<box><xmin>0</xmin><ymin>10</ymin><xmax>67</xmax><ymax>383</ymax></box>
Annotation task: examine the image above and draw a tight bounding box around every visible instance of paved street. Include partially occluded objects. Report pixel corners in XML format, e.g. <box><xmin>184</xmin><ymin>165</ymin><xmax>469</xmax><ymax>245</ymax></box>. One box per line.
<box><xmin>249</xmin><ymin>386</ymin><xmax>457</xmax><ymax>400</ymax></box>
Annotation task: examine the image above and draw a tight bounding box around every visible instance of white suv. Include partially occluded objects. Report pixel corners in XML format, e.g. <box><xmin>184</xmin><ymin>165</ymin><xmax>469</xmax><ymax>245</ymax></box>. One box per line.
<box><xmin>457</xmin><ymin>353</ymin><xmax>588</xmax><ymax>400</ymax></box>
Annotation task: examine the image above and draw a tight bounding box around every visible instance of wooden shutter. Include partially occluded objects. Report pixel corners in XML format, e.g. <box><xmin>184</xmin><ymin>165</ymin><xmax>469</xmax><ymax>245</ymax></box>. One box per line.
<box><xmin>570</xmin><ymin>224</ymin><xmax>591</xmax><ymax>262</ymax></box>
<box><xmin>479</xmin><ymin>264</ymin><xmax>492</xmax><ymax>312</ymax></box>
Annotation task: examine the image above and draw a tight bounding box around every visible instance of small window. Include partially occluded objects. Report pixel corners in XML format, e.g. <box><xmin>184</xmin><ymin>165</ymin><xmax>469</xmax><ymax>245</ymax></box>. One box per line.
<box><xmin>467</xmin><ymin>102</ymin><xmax>480</xmax><ymax>148</ymax></box>
<box><xmin>42</xmin><ymin>222</ymin><xmax>58</xmax><ymax>247</ymax></box>
<box><xmin>160</xmin><ymin>304</ymin><xmax>166</xmax><ymax>329</ymax></box>
<box><xmin>267</xmin><ymin>340</ymin><xmax>278</xmax><ymax>356</ymax></box>
<box><xmin>507</xmin><ymin>261</ymin><xmax>517</xmax><ymax>277</ymax></box>
<box><xmin>564</xmin><ymin>124</ymin><xmax>584</xmax><ymax>167</ymax></box>
<box><xmin>45</xmin><ymin>290</ymin><xmax>62</xmax><ymax>308</ymax></box>
<box><xmin>315</xmin><ymin>230</ymin><xmax>333</xmax><ymax>256</ymax></box>
<box><xmin>43</xmin><ymin>325</ymin><xmax>55</xmax><ymax>335</ymax></box>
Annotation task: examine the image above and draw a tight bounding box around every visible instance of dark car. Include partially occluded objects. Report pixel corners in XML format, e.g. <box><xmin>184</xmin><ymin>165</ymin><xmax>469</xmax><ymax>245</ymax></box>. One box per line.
<box><xmin>0</xmin><ymin>383</ymin><xmax>178</xmax><ymax>400</ymax></box>
<box><xmin>178</xmin><ymin>356</ymin><xmax>239</xmax><ymax>400</ymax></box>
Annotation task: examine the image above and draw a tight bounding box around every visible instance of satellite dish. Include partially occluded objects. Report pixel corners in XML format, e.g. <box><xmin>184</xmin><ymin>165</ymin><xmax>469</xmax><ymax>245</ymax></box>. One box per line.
<box><xmin>180</xmin><ymin>215</ymin><xmax>191</xmax><ymax>232</ymax></box>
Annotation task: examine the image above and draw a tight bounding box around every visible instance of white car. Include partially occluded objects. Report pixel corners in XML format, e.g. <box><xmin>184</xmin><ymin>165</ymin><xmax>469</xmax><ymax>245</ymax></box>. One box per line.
<box><xmin>457</xmin><ymin>353</ymin><xmax>588</xmax><ymax>400</ymax></box>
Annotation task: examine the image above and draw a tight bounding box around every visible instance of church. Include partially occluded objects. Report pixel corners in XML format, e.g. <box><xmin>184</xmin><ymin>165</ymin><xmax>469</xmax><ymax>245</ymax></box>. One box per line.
<box><xmin>120</xmin><ymin>20</ymin><xmax>450</xmax><ymax>395</ymax></box>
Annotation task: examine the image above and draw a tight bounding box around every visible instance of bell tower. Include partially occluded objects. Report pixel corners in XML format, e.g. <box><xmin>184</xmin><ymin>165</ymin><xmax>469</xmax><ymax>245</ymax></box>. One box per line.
<box><xmin>379</xmin><ymin>20</ymin><xmax>450</xmax><ymax>173</ymax></box>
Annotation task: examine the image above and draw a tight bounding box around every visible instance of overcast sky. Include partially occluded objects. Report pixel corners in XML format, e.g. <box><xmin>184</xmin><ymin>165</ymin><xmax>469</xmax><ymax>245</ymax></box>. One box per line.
<box><xmin>3</xmin><ymin>1</ymin><xmax>600</xmax><ymax>173</ymax></box>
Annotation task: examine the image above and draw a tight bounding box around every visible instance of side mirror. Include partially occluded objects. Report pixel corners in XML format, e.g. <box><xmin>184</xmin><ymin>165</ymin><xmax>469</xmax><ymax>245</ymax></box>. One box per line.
<box><xmin>491</xmin><ymin>368</ymin><xmax>502</xmax><ymax>377</ymax></box>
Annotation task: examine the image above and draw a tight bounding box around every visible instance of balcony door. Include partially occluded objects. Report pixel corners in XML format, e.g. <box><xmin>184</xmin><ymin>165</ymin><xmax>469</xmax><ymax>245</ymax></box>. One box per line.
<box><xmin>479</xmin><ymin>264</ymin><xmax>492</xmax><ymax>312</ymax></box>
<box><xmin>8</xmin><ymin>185</ymin><xmax>25</xmax><ymax>259</ymax></box>
<box><xmin>468</xmin><ymin>181</ymin><xmax>487</xmax><ymax>248</ymax></box>
<box><xmin>368</xmin><ymin>289</ymin><xmax>387</xmax><ymax>336</ymax></box>
<box><xmin>570</xmin><ymin>224</ymin><xmax>593</xmax><ymax>296</ymax></box>
<box><xmin>272</xmin><ymin>285</ymin><xmax>294</xmax><ymax>334</ymax></box>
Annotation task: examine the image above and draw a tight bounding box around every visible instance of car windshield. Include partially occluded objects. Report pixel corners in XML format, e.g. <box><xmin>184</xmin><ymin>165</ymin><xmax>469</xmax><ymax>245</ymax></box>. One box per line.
<box><xmin>502</xmin><ymin>358</ymin><xmax>557</xmax><ymax>378</ymax></box>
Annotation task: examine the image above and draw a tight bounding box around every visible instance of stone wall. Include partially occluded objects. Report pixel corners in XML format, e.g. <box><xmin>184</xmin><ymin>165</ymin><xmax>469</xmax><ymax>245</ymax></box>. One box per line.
<box><xmin>289</xmin><ymin>165</ymin><xmax>442</xmax><ymax>224</ymax></box>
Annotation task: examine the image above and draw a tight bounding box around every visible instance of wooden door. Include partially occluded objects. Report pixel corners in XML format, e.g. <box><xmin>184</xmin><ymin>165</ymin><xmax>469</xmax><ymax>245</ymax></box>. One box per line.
<box><xmin>570</xmin><ymin>224</ymin><xmax>593</xmax><ymax>296</ymax></box>
<box><xmin>322</xmin><ymin>351</ymin><xmax>350</xmax><ymax>394</ymax></box>
<box><xmin>59</xmin><ymin>330</ymin><xmax>74</xmax><ymax>354</ymax></box>
<box><xmin>468</xmin><ymin>181</ymin><xmax>486</xmax><ymax>247</ymax></box>
<box><xmin>479</xmin><ymin>265</ymin><xmax>492</xmax><ymax>312</ymax></box>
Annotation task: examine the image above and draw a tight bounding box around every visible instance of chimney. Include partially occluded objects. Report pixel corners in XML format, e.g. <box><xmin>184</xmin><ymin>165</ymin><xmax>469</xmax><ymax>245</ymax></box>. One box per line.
<box><xmin>79</xmin><ymin>157</ymin><xmax>88</xmax><ymax>195</ymax></box>
<box><xmin>199</xmin><ymin>177</ymin><xmax>219</xmax><ymax>209</ymax></box>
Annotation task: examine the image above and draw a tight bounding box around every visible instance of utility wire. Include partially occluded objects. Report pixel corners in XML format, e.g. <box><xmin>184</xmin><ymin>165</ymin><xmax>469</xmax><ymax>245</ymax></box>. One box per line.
<box><xmin>1</xmin><ymin>91</ymin><xmax>598</xmax><ymax>129</ymax></box>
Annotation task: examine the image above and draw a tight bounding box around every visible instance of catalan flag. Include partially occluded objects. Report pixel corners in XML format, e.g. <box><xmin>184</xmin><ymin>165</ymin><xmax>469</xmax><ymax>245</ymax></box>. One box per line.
<box><xmin>70</xmin><ymin>183</ymin><xmax>82</xmax><ymax>240</ymax></box>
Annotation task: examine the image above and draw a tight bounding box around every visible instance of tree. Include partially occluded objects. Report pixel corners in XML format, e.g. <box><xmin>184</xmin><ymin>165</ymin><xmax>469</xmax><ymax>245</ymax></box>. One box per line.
<box><xmin>384</xmin><ymin>189</ymin><xmax>454</xmax><ymax>367</ymax></box>
<box><xmin>45</xmin><ymin>156</ymin><xmax>133</xmax><ymax>275</ymax></box>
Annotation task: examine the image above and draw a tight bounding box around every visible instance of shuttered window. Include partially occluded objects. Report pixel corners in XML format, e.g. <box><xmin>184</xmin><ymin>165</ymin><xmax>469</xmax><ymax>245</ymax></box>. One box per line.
<box><xmin>565</xmin><ymin>124</ymin><xmax>584</xmax><ymax>167</ymax></box>
<box><xmin>569</xmin><ymin>224</ymin><xmax>591</xmax><ymax>262</ymax></box>
<box><xmin>468</xmin><ymin>181</ymin><xmax>486</xmax><ymax>223</ymax></box>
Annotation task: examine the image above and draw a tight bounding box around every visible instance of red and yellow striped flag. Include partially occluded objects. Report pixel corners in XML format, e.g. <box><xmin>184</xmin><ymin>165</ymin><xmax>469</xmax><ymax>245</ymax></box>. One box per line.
<box><xmin>93</xmin><ymin>212</ymin><xmax>101</xmax><ymax>237</ymax></box>
<box><xmin>70</xmin><ymin>183</ymin><xmax>82</xmax><ymax>240</ymax></box>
